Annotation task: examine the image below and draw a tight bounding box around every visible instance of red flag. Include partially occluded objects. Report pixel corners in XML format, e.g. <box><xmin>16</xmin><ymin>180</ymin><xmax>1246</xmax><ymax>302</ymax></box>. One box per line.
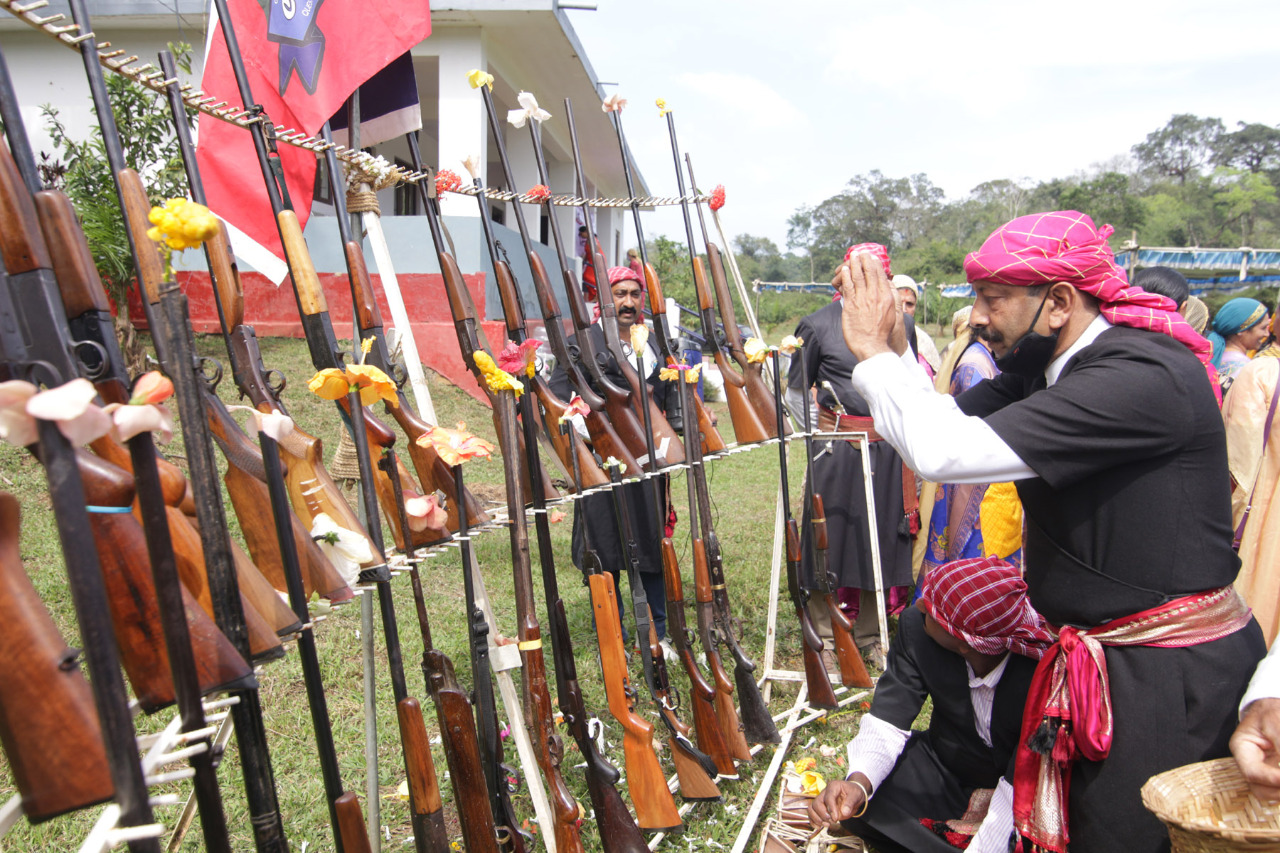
<box><xmin>198</xmin><ymin>1</ymin><xmax>432</xmax><ymax>281</ymax></box>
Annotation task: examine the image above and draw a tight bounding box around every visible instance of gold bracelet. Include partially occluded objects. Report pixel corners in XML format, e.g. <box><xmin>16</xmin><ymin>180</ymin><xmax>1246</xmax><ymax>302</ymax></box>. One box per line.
<box><xmin>848</xmin><ymin>779</ymin><xmax>871</xmax><ymax>819</ymax></box>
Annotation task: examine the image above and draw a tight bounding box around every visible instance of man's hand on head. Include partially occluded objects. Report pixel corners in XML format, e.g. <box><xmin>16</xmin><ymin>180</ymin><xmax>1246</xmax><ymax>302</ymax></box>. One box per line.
<box><xmin>1232</xmin><ymin>698</ymin><xmax>1280</xmax><ymax>800</ymax></box>
<box><xmin>836</xmin><ymin>252</ymin><xmax>903</xmax><ymax>361</ymax></box>
<box><xmin>807</xmin><ymin>775</ymin><xmax>870</xmax><ymax>830</ymax></box>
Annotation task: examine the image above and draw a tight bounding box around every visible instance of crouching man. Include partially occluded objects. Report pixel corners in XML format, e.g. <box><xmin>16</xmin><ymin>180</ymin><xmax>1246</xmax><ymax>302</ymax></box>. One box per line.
<box><xmin>808</xmin><ymin>557</ymin><xmax>1053</xmax><ymax>852</ymax></box>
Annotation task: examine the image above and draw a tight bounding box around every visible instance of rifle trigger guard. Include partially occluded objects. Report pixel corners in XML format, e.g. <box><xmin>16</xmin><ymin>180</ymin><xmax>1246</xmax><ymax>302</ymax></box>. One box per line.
<box><xmin>547</xmin><ymin>732</ymin><xmax>565</xmax><ymax>765</ymax></box>
<box><xmin>196</xmin><ymin>356</ymin><xmax>224</xmax><ymax>391</ymax></box>
<box><xmin>683</xmin><ymin>626</ymin><xmax>698</xmax><ymax>649</ymax></box>
<box><xmin>69</xmin><ymin>339</ymin><xmax>109</xmax><ymax>382</ymax></box>
<box><xmin>390</xmin><ymin>361</ymin><xmax>408</xmax><ymax>390</ymax></box>
<box><xmin>499</xmin><ymin>762</ymin><xmax>521</xmax><ymax>792</ymax></box>
<box><xmin>265</xmin><ymin>368</ymin><xmax>287</xmax><ymax>397</ymax></box>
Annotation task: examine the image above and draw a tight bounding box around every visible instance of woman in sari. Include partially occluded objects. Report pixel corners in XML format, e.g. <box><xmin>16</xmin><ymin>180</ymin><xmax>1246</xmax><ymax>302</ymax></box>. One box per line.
<box><xmin>1210</xmin><ymin>297</ymin><xmax>1271</xmax><ymax>393</ymax></box>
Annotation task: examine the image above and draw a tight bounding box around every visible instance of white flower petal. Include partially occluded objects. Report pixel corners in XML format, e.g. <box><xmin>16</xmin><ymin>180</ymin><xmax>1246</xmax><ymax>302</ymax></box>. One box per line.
<box><xmin>26</xmin><ymin>378</ymin><xmax>97</xmax><ymax>421</ymax></box>
<box><xmin>58</xmin><ymin>404</ymin><xmax>112</xmax><ymax>446</ymax></box>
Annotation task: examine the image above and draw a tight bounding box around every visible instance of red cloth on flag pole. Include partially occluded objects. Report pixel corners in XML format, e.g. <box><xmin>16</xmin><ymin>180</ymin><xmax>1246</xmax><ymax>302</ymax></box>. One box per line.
<box><xmin>198</xmin><ymin>0</ymin><xmax>432</xmax><ymax>281</ymax></box>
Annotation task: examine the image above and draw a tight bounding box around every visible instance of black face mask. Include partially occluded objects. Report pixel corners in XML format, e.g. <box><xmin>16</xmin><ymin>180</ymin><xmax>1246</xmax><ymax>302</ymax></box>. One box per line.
<box><xmin>992</xmin><ymin>289</ymin><xmax>1059</xmax><ymax>379</ymax></box>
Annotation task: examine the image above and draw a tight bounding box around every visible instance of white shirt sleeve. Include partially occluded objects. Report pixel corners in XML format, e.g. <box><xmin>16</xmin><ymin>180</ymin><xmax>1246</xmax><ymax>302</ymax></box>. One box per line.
<box><xmin>846</xmin><ymin>714</ymin><xmax>912</xmax><ymax>794</ymax></box>
<box><xmin>1241</xmin><ymin>640</ymin><xmax>1280</xmax><ymax>715</ymax></box>
<box><xmin>850</xmin><ymin>352</ymin><xmax>1037</xmax><ymax>485</ymax></box>
<box><xmin>967</xmin><ymin>778</ymin><xmax>1015</xmax><ymax>853</ymax></box>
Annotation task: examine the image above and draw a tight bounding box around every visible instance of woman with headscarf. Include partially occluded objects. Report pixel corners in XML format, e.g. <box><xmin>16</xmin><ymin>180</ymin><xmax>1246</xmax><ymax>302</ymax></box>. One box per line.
<box><xmin>1209</xmin><ymin>297</ymin><xmax>1271</xmax><ymax>392</ymax></box>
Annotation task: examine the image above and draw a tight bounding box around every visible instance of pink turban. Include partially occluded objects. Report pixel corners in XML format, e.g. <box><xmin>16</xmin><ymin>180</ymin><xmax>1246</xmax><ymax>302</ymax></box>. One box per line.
<box><xmin>918</xmin><ymin>556</ymin><xmax>1055</xmax><ymax>661</ymax></box>
<box><xmin>963</xmin><ymin>211</ymin><xmax>1217</xmax><ymax>392</ymax></box>
<box><xmin>593</xmin><ymin>265</ymin><xmax>645</xmax><ymax>321</ymax></box>
<box><xmin>837</xmin><ymin>242</ymin><xmax>893</xmax><ymax>300</ymax></box>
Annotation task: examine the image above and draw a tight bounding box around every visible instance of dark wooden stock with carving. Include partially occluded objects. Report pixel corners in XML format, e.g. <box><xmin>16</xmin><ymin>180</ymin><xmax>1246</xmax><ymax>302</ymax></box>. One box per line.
<box><xmin>424</xmin><ymin>650</ymin><xmax>500</xmax><ymax>853</ymax></box>
<box><xmin>0</xmin><ymin>493</ymin><xmax>114</xmax><ymax>822</ymax></box>
<box><xmin>704</xmin><ymin>242</ymin><xmax>783</xmax><ymax>433</ymax></box>
<box><xmin>78</xmin><ymin>451</ymin><xmax>256</xmax><ymax>712</ymax></box>
<box><xmin>527</xmin><ymin>252</ymin><xmax>643</xmax><ymax>475</ymax></box>
<box><xmin>397</xmin><ymin>698</ymin><xmax>448</xmax><ymax>849</ymax></box>
<box><xmin>692</xmin><ymin>258</ymin><xmax>771</xmax><ymax>444</ymax></box>
<box><xmin>812</xmin><ymin>494</ymin><xmax>872</xmax><ymax>688</ymax></box>
<box><xmin>335</xmin><ymin>793</ymin><xmax>374</xmax><ymax>853</ymax></box>
<box><xmin>493</xmin><ymin>257</ymin><xmax>603</xmax><ymax>488</ymax></box>
<box><xmin>687</xmin><ymin>541</ymin><xmax>751</xmax><ymax>762</ymax></box>
<box><xmin>787</xmin><ymin>519</ymin><xmax>837</xmax><ymax>709</ymax></box>
<box><xmin>661</xmin><ymin>539</ymin><xmax>737</xmax><ymax>776</ymax></box>
<box><xmin>588</xmin><ymin>569</ymin><xmax>682</xmax><ymax>831</ymax></box>
<box><xmin>344</xmin><ymin>238</ymin><xmax>489</xmax><ymax>532</ymax></box>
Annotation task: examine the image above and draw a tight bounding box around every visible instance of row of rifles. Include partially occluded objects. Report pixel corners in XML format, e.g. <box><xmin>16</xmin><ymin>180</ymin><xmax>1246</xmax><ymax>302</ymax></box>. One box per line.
<box><xmin>0</xmin><ymin>0</ymin><xmax>872</xmax><ymax>851</ymax></box>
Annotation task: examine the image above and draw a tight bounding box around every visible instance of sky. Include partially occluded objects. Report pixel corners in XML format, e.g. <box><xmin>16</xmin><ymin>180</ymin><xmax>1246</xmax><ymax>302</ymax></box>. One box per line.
<box><xmin>562</xmin><ymin>0</ymin><xmax>1280</xmax><ymax>256</ymax></box>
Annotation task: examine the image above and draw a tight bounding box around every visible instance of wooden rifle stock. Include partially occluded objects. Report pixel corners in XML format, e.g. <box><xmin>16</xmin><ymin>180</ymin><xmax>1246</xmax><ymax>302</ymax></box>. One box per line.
<box><xmin>344</xmin><ymin>238</ymin><xmax>488</xmax><ymax>533</ymax></box>
<box><xmin>397</xmin><ymin>697</ymin><xmax>449</xmax><ymax>850</ymax></box>
<box><xmin>661</xmin><ymin>539</ymin><xmax>736</xmax><ymax>777</ymax></box>
<box><xmin>692</xmin><ymin>257</ymin><xmax>770</xmax><ymax>445</ymax></box>
<box><xmin>204</xmin><ymin>390</ymin><xmax>354</xmax><ymax>603</ymax></box>
<box><xmin>588</xmin><ymin>569</ymin><xmax>682</xmax><ymax>831</ymax></box>
<box><xmin>78</xmin><ymin>451</ymin><xmax>257</xmax><ymax>712</ymax></box>
<box><xmin>812</xmin><ymin>494</ymin><xmax>872</xmax><ymax>688</ymax></box>
<box><xmin>688</xmin><ymin>541</ymin><xmax>751</xmax><ymax>762</ymax></box>
<box><xmin>0</xmin><ymin>493</ymin><xmax>114</xmax><ymax>822</ymax></box>
<box><xmin>704</xmin><ymin>242</ymin><xmax>782</xmax><ymax>433</ymax></box>
<box><xmin>205</xmin><ymin>219</ymin><xmax>245</xmax><ymax>330</ymax></box>
<box><xmin>335</xmin><ymin>793</ymin><xmax>374</xmax><ymax>853</ymax></box>
<box><xmin>786</xmin><ymin>519</ymin><xmax>837</xmax><ymax>709</ymax></box>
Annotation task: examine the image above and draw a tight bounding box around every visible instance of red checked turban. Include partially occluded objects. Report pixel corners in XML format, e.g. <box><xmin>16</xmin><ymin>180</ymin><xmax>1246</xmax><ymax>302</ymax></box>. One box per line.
<box><xmin>592</xmin><ymin>266</ymin><xmax>645</xmax><ymax>321</ymax></box>
<box><xmin>963</xmin><ymin>211</ymin><xmax>1216</xmax><ymax>389</ymax></box>
<box><xmin>836</xmin><ymin>242</ymin><xmax>893</xmax><ymax>300</ymax></box>
<box><xmin>918</xmin><ymin>556</ymin><xmax>1055</xmax><ymax>660</ymax></box>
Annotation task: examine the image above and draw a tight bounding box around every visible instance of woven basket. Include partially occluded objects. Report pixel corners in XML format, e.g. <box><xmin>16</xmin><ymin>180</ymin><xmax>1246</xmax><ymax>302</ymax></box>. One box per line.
<box><xmin>1142</xmin><ymin>758</ymin><xmax>1280</xmax><ymax>852</ymax></box>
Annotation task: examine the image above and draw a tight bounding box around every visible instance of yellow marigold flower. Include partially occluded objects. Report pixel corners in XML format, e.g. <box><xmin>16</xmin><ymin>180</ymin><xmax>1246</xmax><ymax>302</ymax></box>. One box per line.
<box><xmin>466</xmin><ymin>69</ymin><xmax>494</xmax><ymax>90</ymax></box>
<box><xmin>307</xmin><ymin>368</ymin><xmax>350</xmax><ymax>401</ymax></box>
<box><xmin>473</xmin><ymin>350</ymin><xmax>525</xmax><ymax>397</ymax></box>
<box><xmin>659</xmin><ymin>365</ymin><xmax>680</xmax><ymax>383</ymax></box>
<box><xmin>147</xmin><ymin>198</ymin><xmax>219</xmax><ymax>251</ymax></box>
<box><xmin>684</xmin><ymin>363</ymin><xmax>701</xmax><ymax>384</ymax></box>
<box><xmin>798</xmin><ymin>770</ymin><xmax>826</xmax><ymax>795</ymax></box>
<box><xmin>656</xmin><ymin>98</ymin><xmax>670</xmax><ymax>117</ymax></box>
<box><xmin>792</xmin><ymin>757</ymin><xmax>817</xmax><ymax>773</ymax></box>
<box><xmin>743</xmin><ymin>337</ymin><xmax>770</xmax><ymax>364</ymax></box>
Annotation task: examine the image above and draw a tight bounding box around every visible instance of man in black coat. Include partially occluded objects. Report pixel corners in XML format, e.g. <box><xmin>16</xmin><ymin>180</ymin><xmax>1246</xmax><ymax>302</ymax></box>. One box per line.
<box><xmin>809</xmin><ymin>556</ymin><xmax>1054</xmax><ymax>852</ymax></box>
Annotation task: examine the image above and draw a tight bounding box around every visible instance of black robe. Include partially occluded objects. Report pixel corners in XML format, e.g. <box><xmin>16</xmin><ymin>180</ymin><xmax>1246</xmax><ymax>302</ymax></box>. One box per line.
<box><xmin>790</xmin><ymin>302</ymin><xmax>915</xmax><ymax>592</ymax></box>
<box><xmin>958</xmin><ymin>325</ymin><xmax>1266</xmax><ymax>853</ymax></box>
<box><xmin>548</xmin><ymin>324</ymin><xmax>672</xmax><ymax>637</ymax></box>
<box><xmin>844</xmin><ymin>607</ymin><xmax>1037</xmax><ymax>853</ymax></box>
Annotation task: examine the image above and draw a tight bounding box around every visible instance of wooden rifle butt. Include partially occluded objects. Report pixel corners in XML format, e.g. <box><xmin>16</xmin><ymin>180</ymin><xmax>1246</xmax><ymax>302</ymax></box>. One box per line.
<box><xmin>826</xmin><ymin>595</ymin><xmax>873</xmax><ymax>689</ymax></box>
<box><xmin>582</xmin><ymin>409</ymin><xmax>643</xmax><ymax>479</ymax></box>
<box><xmin>230</xmin><ymin>539</ymin><xmax>303</xmax><ymax>637</ymax></box>
<box><xmin>489</xmin><ymin>407</ymin><xmax>560</xmax><ymax>505</ymax></box>
<box><xmin>800</xmin><ymin>620</ymin><xmax>839</xmax><ymax>711</ymax></box>
<box><xmin>0</xmin><ymin>493</ymin><xmax>114</xmax><ymax>822</ymax></box>
<box><xmin>709</xmin><ymin>656</ymin><xmax>752</xmax><ymax>762</ymax></box>
<box><xmin>396</xmin><ymin>697</ymin><xmax>449</xmax><ymax>853</ymax></box>
<box><xmin>334</xmin><ymin>792</ymin><xmax>374</xmax><ymax>853</ymax></box>
<box><xmin>376</xmin><ymin>455</ymin><xmax>449</xmax><ymax>551</ymax></box>
<box><xmin>424</xmin><ymin>650</ymin><xmax>501</xmax><ymax>853</ymax></box>
<box><xmin>392</xmin><ymin>403</ymin><xmax>492</xmax><ymax>531</ymax></box>
<box><xmin>669</xmin><ymin>734</ymin><xmax>722</xmax><ymax>802</ymax></box>
<box><xmin>691</xmin><ymin>392</ymin><xmax>727</xmax><ymax>455</ymax></box>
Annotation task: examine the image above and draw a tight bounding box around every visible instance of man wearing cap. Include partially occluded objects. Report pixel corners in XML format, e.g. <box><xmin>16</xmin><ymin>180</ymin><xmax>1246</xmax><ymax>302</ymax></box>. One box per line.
<box><xmin>549</xmin><ymin>265</ymin><xmax>672</xmax><ymax>642</ymax></box>
<box><xmin>785</xmin><ymin>243</ymin><xmax>920</xmax><ymax>672</ymax></box>
<box><xmin>893</xmin><ymin>273</ymin><xmax>941</xmax><ymax>375</ymax></box>
<box><xmin>834</xmin><ymin>211</ymin><xmax>1264</xmax><ymax>853</ymax></box>
<box><xmin>808</xmin><ymin>557</ymin><xmax>1053</xmax><ymax>853</ymax></box>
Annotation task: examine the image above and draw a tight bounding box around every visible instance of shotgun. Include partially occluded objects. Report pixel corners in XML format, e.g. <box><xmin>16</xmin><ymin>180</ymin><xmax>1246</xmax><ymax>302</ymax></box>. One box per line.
<box><xmin>517</xmin><ymin>101</ymin><xmax>654</xmax><ymax>471</ymax></box>
<box><xmin>686</xmin><ymin>154</ymin><xmax>783</xmax><ymax>434</ymax></box>
<box><xmin>563</xmin><ymin>99</ymin><xmax>686</xmax><ymax>470</ymax></box>
<box><xmin>660</xmin><ymin>115</ymin><xmax>771</xmax><ymax>446</ymax></box>
<box><xmin>607</xmin><ymin>106</ymin><xmax>726</xmax><ymax>457</ymax></box>
<box><xmin>0</xmin><ymin>492</ymin><xmax>114</xmax><ymax>823</ymax></box>
<box><xmin>420</xmin><ymin>159</ymin><xmax>584</xmax><ymax>853</ymax></box>
<box><xmin>461</xmin><ymin>146</ymin><xmax>646</xmax><ymax>852</ymax></box>
<box><xmin>475</xmin><ymin>84</ymin><xmax>642</xmax><ymax>478</ymax></box>
<box><xmin>321</xmin><ymin>133</ymin><xmax>488</xmax><ymax>538</ymax></box>
<box><xmin>768</xmin><ymin>352</ymin><xmax>839</xmax><ymax>710</ymax></box>
<box><xmin>563</xmin><ymin>427</ymin><xmax>683</xmax><ymax>830</ymax></box>
<box><xmin>606</xmin><ymin>464</ymin><xmax>729</xmax><ymax>795</ymax></box>
<box><xmin>380</xmin><ymin>453</ymin><xmax>502</xmax><ymax>853</ymax></box>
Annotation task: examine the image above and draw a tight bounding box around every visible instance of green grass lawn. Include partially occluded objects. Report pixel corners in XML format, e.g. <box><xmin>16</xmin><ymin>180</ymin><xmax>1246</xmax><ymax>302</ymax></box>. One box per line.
<box><xmin>0</xmin><ymin>333</ymin><xmax>896</xmax><ymax>852</ymax></box>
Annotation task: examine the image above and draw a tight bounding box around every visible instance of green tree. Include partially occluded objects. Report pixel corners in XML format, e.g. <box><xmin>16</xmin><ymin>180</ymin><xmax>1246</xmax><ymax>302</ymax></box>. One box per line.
<box><xmin>1213</xmin><ymin>122</ymin><xmax>1280</xmax><ymax>174</ymax></box>
<box><xmin>41</xmin><ymin>43</ymin><xmax>195</xmax><ymax>370</ymax></box>
<box><xmin>1132</xmin><ymin>114</ymin><xmax>1225</xmax><ymax>185</ymax></box>
<box><xmin>1058</xmin><ymin>172</ymin><xmax>1146</xmax><ymax>235</ymax></box>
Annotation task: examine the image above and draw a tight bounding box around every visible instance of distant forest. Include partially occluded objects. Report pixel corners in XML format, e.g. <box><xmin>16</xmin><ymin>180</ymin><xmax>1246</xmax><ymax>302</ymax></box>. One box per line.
<box><xmin>649</xmin><ymin>114</ymin><xmax>1280</xmax><ymax>329</ymax></box>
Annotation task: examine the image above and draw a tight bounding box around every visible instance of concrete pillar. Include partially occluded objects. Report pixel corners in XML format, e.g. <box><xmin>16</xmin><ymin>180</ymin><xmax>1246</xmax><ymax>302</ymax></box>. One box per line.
<box><xmin>435</xmin><ymin>29</ymin><xmax>485</xmax><ymax>219</ymax></box>
<box><xmin>505</xmin><ymin>123</ymin><xmax>542</xmax><ymax>242</ymax></box>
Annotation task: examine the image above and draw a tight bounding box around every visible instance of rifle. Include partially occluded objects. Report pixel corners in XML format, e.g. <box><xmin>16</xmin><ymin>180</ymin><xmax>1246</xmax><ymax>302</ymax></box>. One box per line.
<box><xmin>662</xmin><ymin>114</ymin><xmax>771</xmax><ymax>446</ymax></box>
<box><xmin>380</xmin><ymin>454</ymin><xmax>501</xmax><ymax>853</ymax></box>
<box><xmin>563</xmin><ymin>427</ymin><xmax>684</xmax><ymax>830</ymax></box>
<box><xmin>474</xmin><ymin>84</ymin><xmax>641</xmax><ymax>479</ymax></box>
<box><xmin>606</xmin><ymin>107</ymin><xmax>726</xmax><ymax>457</ymax></box>
<box><xmin>794</xmin><ymin>349</ymin><xmax>871</xmax><ymax>690</ymax></box>
<box><xmin>564</xmin><ymin>99</ymin><xmax>686</xmax><ymax>470</ymax></box>
<box><xmin>768</xmin><ymin>352</ymin><xmax>840</xmax><ymax>710</ymax></box>
<box><xmin>518</xmin><ymin>100</ymin><xmax>653</xmax><ymax>473</ymax></box>
<box><xmin>461</xmin><ymin>150</ymin><xmax>646</xmax><ymax>852</ymax></box>
<box><xmin>685</xmin><ymin>154</ymin><xmax>782</xmax><ymax>434</ymax></box>
<box><xmin>0</xmin><ymin>492</ymin><xmax>114</xmax><ymax>822</ymax></box>
<box><xmin>420</xmin><ymin>153</ymin><xmax>584</xmax><ymax>853</ymax></box>
<box><xmin>322</xmin><ymin>131</ymin><xmax>489</xmax><ymax>540</ymax></box>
